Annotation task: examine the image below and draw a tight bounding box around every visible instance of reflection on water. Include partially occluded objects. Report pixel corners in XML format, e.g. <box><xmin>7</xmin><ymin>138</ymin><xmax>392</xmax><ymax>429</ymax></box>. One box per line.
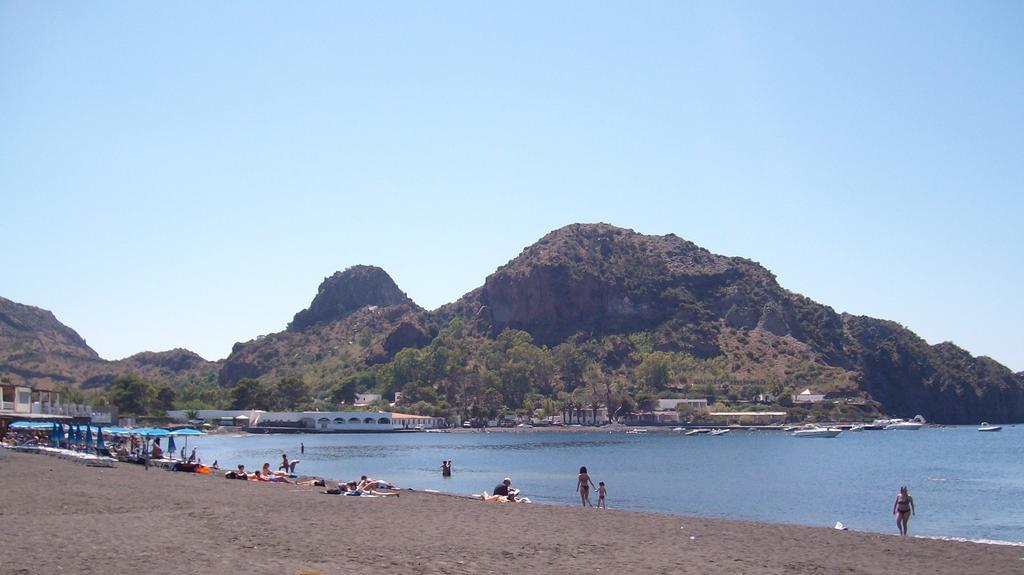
<box><xmin>189</xmin><ymin>427</ymin><xmax>1024</xmax><ymax>543</ymax></box>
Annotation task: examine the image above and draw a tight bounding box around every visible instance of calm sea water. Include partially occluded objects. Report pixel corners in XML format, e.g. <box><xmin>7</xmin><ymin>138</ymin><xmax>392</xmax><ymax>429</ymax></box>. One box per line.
<box><xmin>185</xmin><ymin>426</ymin><xmax>1024</xmax><ymax>543</ymax></box>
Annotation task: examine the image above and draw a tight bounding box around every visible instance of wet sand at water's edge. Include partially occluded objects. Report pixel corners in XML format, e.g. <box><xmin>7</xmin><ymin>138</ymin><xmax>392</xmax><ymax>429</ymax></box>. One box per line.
<box><xmin>1</xmin><ymin>451</ymin><xmax>1021</xmax><ymax>575</ymax></box>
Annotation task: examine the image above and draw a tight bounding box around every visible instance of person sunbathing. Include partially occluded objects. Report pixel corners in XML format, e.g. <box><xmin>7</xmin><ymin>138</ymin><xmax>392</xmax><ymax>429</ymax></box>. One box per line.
<box><xmin>344</xmin><ymin>480</ymin><xmax>399</xmax><ymax>497</ymax></box>
<box><xmin>357</xmin><ymin>476</ymin><xmax>398</xmax><ymax>492</ymax></box>
<box><xmin>480</xmin><ymin>491</ymin><xmax>519</xmax><ymax>503</ymax></box>
<box><xmin>257</xmin><ymin>462</ymin><xmax>293</xmax><ymax>483</ymax></box>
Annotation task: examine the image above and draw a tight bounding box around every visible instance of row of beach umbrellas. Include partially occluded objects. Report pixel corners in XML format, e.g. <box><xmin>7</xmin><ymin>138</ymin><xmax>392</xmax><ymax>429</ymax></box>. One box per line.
<box><xmin>9</xmin><ymin>421</ymin><xmax>204</xmax><ymax>452</ymax></box>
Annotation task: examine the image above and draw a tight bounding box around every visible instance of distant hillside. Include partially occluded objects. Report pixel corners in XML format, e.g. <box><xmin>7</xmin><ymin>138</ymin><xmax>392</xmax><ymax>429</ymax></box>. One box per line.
<box><xmin>0</xmin><ymin>296</ymin><xmax>218</xmax><ymax>391</ymax></box>
<box><xmin>0</xmin><ymin>296</ymin><xmax>105</xmax><ymax>390</ymax></box>
<box><xmin>4</xmin><ymin>224</ymin><xmax>1022</xmax><ymax>423</ymax></box>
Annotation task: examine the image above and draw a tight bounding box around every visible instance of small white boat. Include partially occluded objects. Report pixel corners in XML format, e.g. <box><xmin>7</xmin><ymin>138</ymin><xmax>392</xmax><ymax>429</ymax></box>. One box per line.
<box><xmin>978</xmin><ymin>422</ymin><xmax>1003</xmax><ymax>432</ymax></box>
<box><xmin>709</xmin><ymin>429</ymin><xmax>730</xmax><ymax>436</ymax></box>
<box><xmin>671</xmin><ymin>427</ymin><xmax>685</xmax><ymax>432</ymax></box>
<box><xmin>685</xmin><ymin>428</ymin><xmax>710</xmax><ymax>436</ymax></box>
<box><xmin>848</xmin><ymin>425</ymin><xmax>866</xmax><ymax>432</ymax></box>
<box><xmin>792</xmin><ymin>425</ymin><xmax>843</xmax><ymax>438</ymax></box>
<box><xmin>625</xmin><ymin>428</ymin><xmax>648</xmax><ymax>434</ymax></box>
<box><xmin>884</xmin><ymin>420</ymin><xmax>923</xmax><ymax>431</ymax></box>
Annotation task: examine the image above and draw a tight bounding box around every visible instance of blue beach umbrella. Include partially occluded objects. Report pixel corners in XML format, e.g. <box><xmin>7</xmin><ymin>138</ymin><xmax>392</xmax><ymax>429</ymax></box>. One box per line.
<box><xmin>50</xmin><ymin>423</ymin><xmax>59</xmax><ymax>446</ymax></box>
<box><xmin>169</xmin><ymin>428</ymin><xmax>204</xmax><ymax>456</ymax></box>
<box><xmin>167</xmin><ymin>434</ymin><xmax>176</xmax><ymax>457</ymax></box>
<box><xmin>96</xmin><ymin>427</ymin><xmax>106</xmax><ymax>450</ymax></box>
<box><xmin>84</xmin><ymin>426</ymin><xmax>93</xmax><ymax>449</ymax></box>
<box><xmin>68</xmin><ymin>425</ymin><xmax>77</xmax><ymax>446</ymax></box>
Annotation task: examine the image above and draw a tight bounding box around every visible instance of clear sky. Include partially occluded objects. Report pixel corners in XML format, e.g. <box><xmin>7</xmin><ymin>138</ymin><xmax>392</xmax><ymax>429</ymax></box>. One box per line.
<box><xmin>2</xmin><ymin>2</ymin><xmax>1021</xmax><ymax>371</ymax></box>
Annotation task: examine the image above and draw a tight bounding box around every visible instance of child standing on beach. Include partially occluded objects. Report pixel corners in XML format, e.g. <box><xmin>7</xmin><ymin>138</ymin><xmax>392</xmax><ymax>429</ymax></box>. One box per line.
<box><xmin>597</xmin><ymin>481</ymin><xmax>607</xmax><ymax>508</ymax></box>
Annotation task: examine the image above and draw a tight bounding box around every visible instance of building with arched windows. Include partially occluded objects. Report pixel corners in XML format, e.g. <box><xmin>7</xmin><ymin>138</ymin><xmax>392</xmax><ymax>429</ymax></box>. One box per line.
<box><xmin>166</xmin><ymin>409</ymin><xmax>444</xmax><ymax>432</ymax></box>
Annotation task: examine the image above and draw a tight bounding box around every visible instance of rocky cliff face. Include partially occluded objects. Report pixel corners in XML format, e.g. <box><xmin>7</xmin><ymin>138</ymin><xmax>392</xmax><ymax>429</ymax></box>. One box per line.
<box><xmin>441</xmin><ymin>223</ymin><xmax>1022</xmax><ymax>423</ymax></box>
<box><xmin>219</xmin><ymin>266</ymin><xmax>428</xmax><ymax>387</ymax></box>
<box><xmin>456</xmin><ymin>224</ymin><xmax>841</xmax><ymax>358</ymax></box>
<box><xmin>0</xmin><ymin>296</ymin><xmax>105</xmax><ymax>388</ymax></box>
<box><xmin>289</xmin><ymin>265</ymin><xmax>414</xmax><ymax>331</ymax></box>
<box><xmin>842</xmin><ymin>315</ymin><xmax>1024</xmax><ymax>422</ymax></box>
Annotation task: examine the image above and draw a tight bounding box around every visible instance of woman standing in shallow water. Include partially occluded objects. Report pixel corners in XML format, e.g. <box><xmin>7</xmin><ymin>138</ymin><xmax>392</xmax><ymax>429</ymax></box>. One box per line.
<box><xmin>576</xmin><ymin>466</ymin><xmax>596</xmax><ymax>507</ymax></box>
<box><xmin>893</xmin><ymin>485</ymin><xmax>915</xmax><ymax>536</ymax></box>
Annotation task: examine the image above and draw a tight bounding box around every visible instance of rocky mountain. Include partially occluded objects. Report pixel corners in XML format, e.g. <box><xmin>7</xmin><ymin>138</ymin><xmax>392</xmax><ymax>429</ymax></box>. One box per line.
<box><xmin>0</xmin><ymin>296</ymin><xmax>105</xmax><ymax>389</ymax></box>
<box><xmin>0</xmin><ymin>296</ymin><xmax>217</xmax><ymax>391</ymax></box>
<box><xmin>437</xmin><ymin>224</ymin><xmax>1023</xmax><ymax>423</ymax></box>
<box><xmin>4</xmin><ymin>224</ymin><xmax>1022</xmax><ymax>423</ymax></box>
<box><xmin>218</xmin><ymin>266</ymin><xmax>430</xmax><ymax>387</ymax></box>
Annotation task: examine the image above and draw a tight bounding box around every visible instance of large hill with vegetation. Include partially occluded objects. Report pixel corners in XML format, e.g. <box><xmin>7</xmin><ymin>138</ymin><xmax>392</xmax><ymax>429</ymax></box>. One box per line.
<box><xmin>2</xmin><ymin>224</ymin><xmax>1021</xmax><ymax>423</ymax></box>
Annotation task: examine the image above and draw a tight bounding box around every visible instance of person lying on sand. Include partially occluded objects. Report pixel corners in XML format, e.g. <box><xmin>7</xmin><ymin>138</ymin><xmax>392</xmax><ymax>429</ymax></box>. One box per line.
<box><xmin>253</xmin><ymin>462</ymin><xmax>293</xmax><ymax>483</ymax></box>
<box><xmin>342</xmin><ymin>480</ymin><xmax>399</xmax><ymax>497</ymax></box>
<box><xmin>357</xmin><ymin>476</ymin><xmax>398</xmax><ymax>492</ymax></box>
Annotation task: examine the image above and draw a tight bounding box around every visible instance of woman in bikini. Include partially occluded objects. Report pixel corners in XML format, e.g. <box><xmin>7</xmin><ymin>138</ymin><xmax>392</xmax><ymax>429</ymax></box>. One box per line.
<box><xmin>892</xmin><ymin>485</ymin><xmax>915</xmax><ymax>536</ymax></box>
<box><xmin>576</xmin><ymin>466</ymin><xmax>596</xmax><ymax>507</ymax></box>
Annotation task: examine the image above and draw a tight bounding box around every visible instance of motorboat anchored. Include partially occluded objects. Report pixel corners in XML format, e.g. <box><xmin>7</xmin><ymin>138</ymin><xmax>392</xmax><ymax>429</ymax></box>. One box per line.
<box><xmin>792</xmin><ymin>425</ymin><xmax>843</xmax><ymax>438</ymax></box>
<box><xmin>884</xmin><ymin>420</ymin><xmax>923</xmax><ymax>430</ymax></box>
<box><xmin>978</xmin><ymin>422</ymin><xmax>1003</xmax><ymax>432</ymax></box>
<box><xmin>709</xmin><ymin>429</ymin><xmax>730</xmax><ymax>436</ymax></box>
<box><xmin>685</xmin><ymin>429</ymin><xmax>710</xmax><ymax>436</ymax></box>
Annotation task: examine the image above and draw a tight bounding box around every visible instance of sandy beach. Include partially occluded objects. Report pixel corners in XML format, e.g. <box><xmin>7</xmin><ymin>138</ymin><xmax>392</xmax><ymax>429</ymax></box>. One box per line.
<box><xmin>1</xmin><ymin>451</ymin><xmax>1021</xmax><ymax>575</ymax></box>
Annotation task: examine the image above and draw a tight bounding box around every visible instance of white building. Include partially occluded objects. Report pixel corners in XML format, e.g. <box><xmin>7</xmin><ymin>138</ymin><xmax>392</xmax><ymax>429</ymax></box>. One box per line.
<box><xmin>166</xmin><ymin>409</ymin><xmax>444</xmax><ymax>432</ymax></box>
<box><xmin>792</xmin><ymin>389</ymin><xmax>826</xmax><ymax>404</ymax></box>
<box><xmin>354</xmin><ymin>393</ymin><xmax>382</xmax><ymax>406</ymax></box>
<box><xmin>655</xmin><ymin>398</ymin><xmax>709</xmax><ymax>411</ymax></box>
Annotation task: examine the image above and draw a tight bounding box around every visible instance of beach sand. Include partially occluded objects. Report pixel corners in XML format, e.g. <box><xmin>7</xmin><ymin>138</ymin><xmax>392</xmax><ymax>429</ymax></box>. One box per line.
<box><xmin>1</xmin><ymin>452</ymin><xmax>1020</xmax><ymax>575</ymax></box>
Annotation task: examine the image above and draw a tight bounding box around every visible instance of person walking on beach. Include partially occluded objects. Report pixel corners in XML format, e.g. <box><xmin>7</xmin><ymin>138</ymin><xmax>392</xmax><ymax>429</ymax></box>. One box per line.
<box><xmin>597</xmin><ymin>481</ymin><xmax>607</xmax><ymax>508</ymax></box>
<box><xmin>577</xmin><ymin>466</ymin><xmax>596</xmax><ymax>507</ymax></box>
<box><xmin>893</xmin><ymin>485</ymin><xmax>915</xmax><ymax>536</ymax></box>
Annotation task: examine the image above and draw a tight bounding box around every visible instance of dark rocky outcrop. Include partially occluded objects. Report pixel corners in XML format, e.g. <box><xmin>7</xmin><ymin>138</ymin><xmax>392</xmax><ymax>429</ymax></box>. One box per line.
<box><xmin>438</xmin><ymin>223</ymin><xmax>1021</xmax><ymax>422</ymax></box>
<box><xmin>219</xmin><ymin>264</ymin><xmax>426</xmax><ymax>386</ymax></box>
<box><xmin>289</xmin><ymin>266</ymin><xmax>414</xmax><ymax>331</ymax></box>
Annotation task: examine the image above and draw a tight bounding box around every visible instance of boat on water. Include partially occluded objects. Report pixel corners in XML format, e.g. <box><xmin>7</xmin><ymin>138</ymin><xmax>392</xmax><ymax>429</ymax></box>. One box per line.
<box><xmin>625</xmin><ymin>428</ymin><xmax>648</xmax><ymax>434</ymax></box>
<box><xmin>685</xmin><ymin>429</ymin><xmax>710</xmax><ymax>436</ymax></box>
<box><xmin>671</xmin><ymin>427</ymin><xmax>685</xmax><ymax>432</ymax></box>
<box><xmin>848</xmin><ymin>425</ymin><xmax>866</xmax><ymax>432</ymax></box>
<box><xmin>792</xmin><ymin>425</ymin><xmax>843</xmax><ymax>438</ymax></box>
<box><xmin>884</xmin><ymin>420</ymin><xmax>923</xmax><ymax>431</ymax></box>
<box><xmin>709</xmin><ymin>429</ymin><xmax>730</xmax><ymax>436</ymax></box>
<box><xmin>978</xmin><ymin>422</ymin><xmax>1003</xmax><ymax>432</ymax></box>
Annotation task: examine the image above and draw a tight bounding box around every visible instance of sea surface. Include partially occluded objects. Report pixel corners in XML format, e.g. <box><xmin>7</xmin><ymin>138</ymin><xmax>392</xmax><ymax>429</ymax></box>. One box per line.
<box><xmin>184</xmin><ymin>426</ymin><xmax>1024</xmax><ymax>543</ymax></box>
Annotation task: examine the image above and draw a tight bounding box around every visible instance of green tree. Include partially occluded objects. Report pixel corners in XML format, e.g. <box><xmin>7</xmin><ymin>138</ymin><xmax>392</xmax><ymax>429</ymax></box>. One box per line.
<box><xmin>231</xmin><ymin>378</ymin><xmax>270</xmax><ymax>410</ymax></box>
<box><xmin>330</xmin><ymin>374</ymin><xmax>363</xmax><ymax>405</ymax></box>
<box><xmin>153</xmin><ymin>385</ymin><xmax>177</xmax><ymax>414</ymax></box>
<box><xmin>275</xmin><ymin>376</ymin><xmax>311</xmax><ymax>410</ymax></box>
<box><xmin>636</xmin><ymin>351</ymin><xmax>674</xmax><ymax>391</ymax></box>
<box><xmin>107</xmin><ymin>374</ymin><xmax>154</xmax><ymax>416</ymax></box>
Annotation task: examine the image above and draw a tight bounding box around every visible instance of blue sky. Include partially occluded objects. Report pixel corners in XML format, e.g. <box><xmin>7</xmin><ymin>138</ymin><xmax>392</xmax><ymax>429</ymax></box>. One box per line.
<box><xmin>2</xmin><ymin>2</ymin><xmax>1022</xmax><ymax>371</ymax></box>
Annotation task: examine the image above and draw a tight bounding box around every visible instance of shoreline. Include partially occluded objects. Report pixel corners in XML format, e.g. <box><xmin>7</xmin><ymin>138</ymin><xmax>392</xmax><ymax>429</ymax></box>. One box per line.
<box><xmin>3</xmin><ymin>450</ymin><xmax>1023</xmax><ymax>574</ymax></box>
